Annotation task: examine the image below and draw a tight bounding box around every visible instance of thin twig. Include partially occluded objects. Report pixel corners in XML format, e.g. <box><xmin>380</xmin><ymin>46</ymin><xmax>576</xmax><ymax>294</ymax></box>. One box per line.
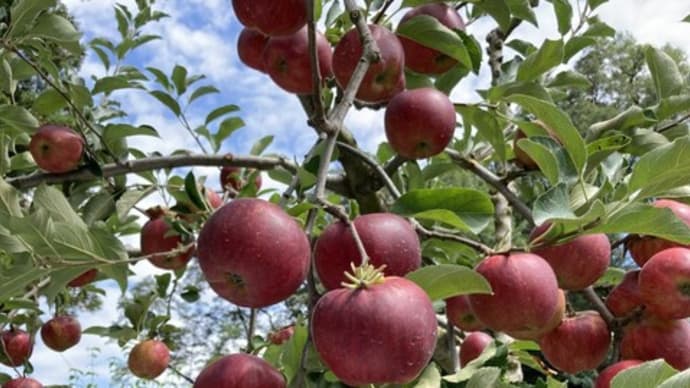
<box><xmin>336</xmin><ymin>141</ymin><xmax>401</xmax><ymax>199</ymax></box>
<box><xmin>167</xmin><ymin>364</ymin><xmax>195</xmax><ymax>384</ymax></box>
<box><xmin>372</xmin><ymin>0</ymin><xmax>395</xmax><ymax>24</ymax></box>
<box><xmin>306</xmin><ymin>0</ymin><xmax>326</xmax><ymax>121</ymax></box>
<box><xmin>657</xmin><ymin>113</ymin><xmax>690</xmax><ymax>133</ymax></box>
<box><xmin>582</xmin><ymin>286</ymin><xmax>614</xmax><ymax>326</ymax></box>
<box><xmin>246</xmin><ymin>308</ymin><xmax>257</xmax><ymax>352</ymax></box>
<box><xmin>415</xmin><ymin>223</ymin><xmax>494</xmax><ymax>255</ymax></box>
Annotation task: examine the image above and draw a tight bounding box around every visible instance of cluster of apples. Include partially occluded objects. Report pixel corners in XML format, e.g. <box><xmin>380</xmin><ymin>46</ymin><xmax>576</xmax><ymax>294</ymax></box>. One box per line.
<box><xmin>234</xmin><ymin>0</ymin><xmax>463</xmax><ymax>160</ymax></box>
<box><xmin>447</xmin><ymin>198</ymin><xmax>690</xmax><ymax>387</ymax></box>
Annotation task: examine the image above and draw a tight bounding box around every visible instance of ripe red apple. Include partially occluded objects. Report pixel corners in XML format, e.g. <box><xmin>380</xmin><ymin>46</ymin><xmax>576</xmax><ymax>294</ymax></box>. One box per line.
<box><xmin>0</xmin><ymin>329</ymin><xmax>32</xmax><ymax>367</ymax></box>
<box><xmin>539</xmin><ymin>311</ymin><xmax>611</xmax><ymax>373</ymax></box>
<box><xmin>529</xmin><ymin>224</ymin><xmax>611</xmax><ymax>290</ymax></box>
<box><xmin>128</xmin><ymin>339</ymin><xmax>170</xmax><ymax>380</ymax></box>
<box><xmin>312</xmin><ymin>276</ymin><xmax>437</xmax><ymax>386</ymax></box>
<box><xmin>231</xmin><ymin>0</ymin><xmax>306</xmax><ymax>37</ymax></box>
<box><xmin>2</xmin><ymin>378</ymin><xmax>43</xmax><ymax>388</ymax></box>
<box><xmin>40</xmin><ymin>315</ymin><xmax>81</xmax><ymax>352</ymax></box>
<box><xmin>193</xmin><ymin>353</ymin><xmax>286</xmax><ymax>388</ymax></box>
<box><xmin>446</xmin><ymin>295</ymin><xmax>486</xmax><ymax>332</ymax></box>
<box><xmin>620</xmin><ymin>317</ymin><xmax>690</xmax><ymax>370</ymax></box>
<box><xmin>398</xmin><ymin>3</ymin><xmax>465</xmax><ymax>74</ymax></box>
<box><xmin>459</xmin><ymin>331</ymin><xmax>493</xmax><ymax>367</ymax></box>
<box><xmin>332</xmin><ymin>24</ymin><xmax>405</xmax><ymax>103</ymax></box>
<box><xmin>594</xmin><ymin>359</ymin><xmax>643</xmax><ymax>388</ymax></box>
<box><xmin>505</xmin><ymin>288</ymin><xmax>565</xmax><ymax>340</ymax></box>
<box><xmin>268</xmin><ymin>326</ymin><xmax>295</xmax><ymax>345</ymax></box>
<box><xmin>220</xmin><ymin>166</ymin><xmax>262</xmax><ymax>192</ymax></box>
<box><xmin>605</xmin><ymin>270</ymin><xmax>642</xmax><ymax>318</ymax></box>
<box><xmin>237</xmin><ymin>28</ymin><xmax>269</xmax><ymax>72</ymax></box>
<box><xmin>262</xmin><ymin>27</ymin><xmax>333</xmax><ymax>95</ymax></box>
<box><xmin>29</xmin><ymin>125</ymin><xmax>84</xmax><ymax>173</ymax></box>
<box><xmin>197</xmin><ymin>199</ymin><xmax>310</xmax><ymax>308</ymax></box>
<box><xmin>627</xmin><ymin>199</ymin><xmax>690</xmax><ymax>266</ymax></box>
<box><xmin>67</xmin><ymin>269</ymin><xmax>98</xmax><ymax>287</ymax></box>
<box><xmin>140</xmin><ymin>213</ymin><xmax>194</xmax><ymax>270</ymax></box>
<box><xmin>468</xmin><ymin>253</ymin><xmax>560</xmax><ymax>334</ymax></box>
<box><xmin>314</xmin><ymin>213</ymin><xmax>421</xmax><ymax>290</ymax></box>
<box><xmin>639</xmin><ymin>247</ymin><xmax>690</xmax><ymax>320</ymax></box>
<box><xmin>385</xmin><ymin>87</ymin><xmax>456</xmax><ymax>159</ymax></box>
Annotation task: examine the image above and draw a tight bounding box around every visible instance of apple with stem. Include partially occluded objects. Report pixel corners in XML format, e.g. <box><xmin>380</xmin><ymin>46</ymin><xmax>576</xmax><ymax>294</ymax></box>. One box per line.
<box><xmin>128</xmin><ymin>339</ymin><xmax>170</xmax><ymax>380</ymax></box>
<box><xmin>41</xmin><ymin>315</ymin><xmax>82</xmax><ymax>352</ymax></box>
<box><xmin>0</xmin><ymin>328</ymin><xmax>32</xmax><ymax>367</ymax></box>
<box><xmin>29</xmin><ymin>124</ymin><xmax>84</xmax><ymax>173</ymax></box>
<box><xmin>140</xmin><ymin>211</ymin><xmax>194</xmax><ymax>270</ymax></box>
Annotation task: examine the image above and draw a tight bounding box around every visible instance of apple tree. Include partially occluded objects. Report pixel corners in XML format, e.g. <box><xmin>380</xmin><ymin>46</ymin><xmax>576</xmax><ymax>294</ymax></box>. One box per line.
<box><xmin>2</xmin><ymin>0</ymin><xmax>690</xmax><ymax>387</ymax></box>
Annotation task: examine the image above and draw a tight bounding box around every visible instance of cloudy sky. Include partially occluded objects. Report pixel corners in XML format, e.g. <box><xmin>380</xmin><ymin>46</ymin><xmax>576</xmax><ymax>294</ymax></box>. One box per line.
<box><xmin>2</xmin><ymin>0</ymin><xmax>689</xmax><ymax>386</ymax></box>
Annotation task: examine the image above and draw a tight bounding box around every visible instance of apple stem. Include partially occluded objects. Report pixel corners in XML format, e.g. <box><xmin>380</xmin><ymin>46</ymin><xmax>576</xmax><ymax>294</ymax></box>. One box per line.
<box><xmin>582</xmin><ymin>286</ymin><xmax>615</xmax><ymax>326</ymax></box>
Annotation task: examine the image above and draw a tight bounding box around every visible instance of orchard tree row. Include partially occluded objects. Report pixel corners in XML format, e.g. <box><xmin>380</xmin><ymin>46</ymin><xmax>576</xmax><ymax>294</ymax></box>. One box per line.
<box><xmin>2</xmin><ymin>0</ymin><xmax>690</xmax><ymax>387</ymax></box>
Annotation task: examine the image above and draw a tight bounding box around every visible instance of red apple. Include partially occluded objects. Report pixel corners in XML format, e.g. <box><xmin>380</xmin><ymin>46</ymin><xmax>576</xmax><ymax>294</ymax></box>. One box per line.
<box><xmin>314</xmin><ymin>213</ymin><xmax>421</xmax><ymax>290</ymax></box>
<box><xmin>205</xmin><ymin>188</ymin><xmax>223</xmax><ymax>210</ymax></box>
<box><xmin>262</xmin><ymin>27</ymin><xmax>333</xmax><ymax>95</ymax></box>
<box><xmin>237</xmin><ymin>28</ymin><xmax>269</xmax><ymax>72</ymax></box>
<box><xmin>2</xmin><ymin>378</ymin><xmax>43</xmax><ymax>388</ymax></box>
<box><xmin>605</xmin><ymin>270</ymin><xmax>642</xmax><ymax>318</ymax></box>
<box><xmin>620</xmin><ymin>317</ymin><xmax>690</xmax><ymax>370</ymax></box>
<box><xmin>128</xmin><ymin>339</ymin><xmax>170</xmax><ymax>380</ymax></box>
<box><xmin>459</xmin><ymin>331</ymin><xmax>493</xmax><ymax>367</ymax></box>
<box><xmin>231</xmin><ymin>0</ymin><xmax>306</xmax><ymax>37</ymax></box>
<box><xmin>197</xmin><ymin>199</ymin><xmax>310</xmax><ymax>308</ymax></box>
<box><xmin>220</xmin><ymin>166</ymin><xmax>262</xmax><ymax>192</ymax></box>
<box><xmin>539</xmin><ymin>311</ymin><xmax>611</xmax><ymax>373</ymax></box>
<box><xmin>312</xmin><ymin>276</ymin><xmax>437</xmax><ymax>386</ymax></box>
<box><xmin>627</xmin><ymin>199</ymin><xmax>690</xmax><ymax>266</ymax></box>
<box><xmin>639</xmin><ymin>247</ymin><xmax>690</xmax><ymax>320</ymax></box>
<box><xmin>332</xmin><ymin>24</ymin><xmax>405</xmax><ymax>103</ymax></box>
<box><xmin>29</xmin><ymin>125</ymin><xmax>83</xmax><ymax>173</ymax></box>
<box><xmin>268</xmin><ymin>326</ymin><xmax>295</xmax><ymax>346</ymax></box>
<box><xmin>193</xmin><ymin>353</ymin><xmax>285</xmax><ymax>388</ymax></box>
<box><xmin>140</xmin><ymin>213</ymin><xmax>194</xmax><ymax>270</ymax></box>
<box><xmin>67</xmin><ymin>269</ymin><xmax>98</xmax><ymax>287</ymax></box>
<box><xmin>446</xmin><ymin>295</ymin><xmax>486</xmax><ymax>332</ymax></box>
<box><xmin>530</xmin><ymin>224</ymin><xmax>611</xmax><ymax>290</ymax></box>
<box><xmin>398</xmin><ymin>3</ymin><xmax>465</xmax><ymax>74</ymax></box>
<box><xmin>594</xmin><ymin>360</ymin><xmax>643</xmax><ymax>388</ymax></box>
<box><xmin>505</xmin><ymin>288</ymin><xmax>565</xmax><ymax>340</ymax></box>
<box><xmin>468</xmin><ymin>253</ymin><xmax>560</xmax><ymax>334</ymax></box>
<box><xmin>385</xmin><ymin>87</ymin><xmax>456</xmax><ymax>159</ymax></box>
<box><xmin>40</xmin><ymin>315</ymin><xmax>81</xmax><ymax>352</ymax></box>
<box><xmin>0</xmin><ymin>329</ymin><xmax>32</xmax><ymax>367</ymax></box>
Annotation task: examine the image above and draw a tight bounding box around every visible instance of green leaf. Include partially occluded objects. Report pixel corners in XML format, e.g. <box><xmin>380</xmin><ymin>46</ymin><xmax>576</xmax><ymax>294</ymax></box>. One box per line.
<box><xmin>550</xmin><ymin>0</ymin><xmax>573</xmax><ymax>35</ymax></box>
<box><xmin>656</xmin><ymin>95</ymin><xmax>690</xmax><ymax>121</ymax></box>
<box><xmin>469</xmin><ymin>107</ymin><xmax>506</xmax><ymax>161</ymax></box>
<box><xmin>583</xmin><ymin>20</ymin><xmax>616</xmax><ymax>38</ymax></box>
<box><xmin>392</xmin><ymin>188</ymin><xmax>495</xmax><ymax>234</ymax></box>
<box><xmin>587</xmin><ymin>0</ymin><xmax>608</xmax><ymax>10</ymax></box>
<box><xmin>92</xmin><ymin>76</ymin><xmax>137</xmax><ymax>94</ymax></box>
<box><xmin>116</xmin><ymin>188</ymin><xmax>154</xmax><ymax>220</ymax></box>
<box><xmin>250</xmin><ymin>135</ymin><xmax>274</xmax><ymax>156</ymax></box>
<box><xmin>590</xmin><ymin>203</ymin><xmax>690</xmax><ymax>244</ymax></box>
<box><xmin>506</xmin><ymin>95</ymin><xmax>587</xmax><ymax>174</ymax></box>
<box><xmin>628</xmin><ymin>136</ymin><xmax>690</xmax><ymax>199</ymax></box>
<box><xmin>658</xmin><ymin>368</ymin><xmax>690</xmax><ymax>388</ymax></box>
<box><xmin>103</xmin><ymin>124</ymin><xmax>158</xmax><ymax>148</ymax></box>
<box><xmin>477</xmin><ymin>0</ymin><xmax>512</xmax><ymax>32</ymax></box>
<box><xmin>171</xmin><ymin>65</ymin><xmax>188</xmax><ymax>95</ymax></box>
<box><xmin>188</xmin><ymin>85</ymin><xmax>220</xmax><ymax>104</ymax></box>
<box><xmin>397</xmin><ymin>15</ymin><xmax>472</xmax><ymax>70</ymax></box>
<box><xmin>81</xmin><ymin>192</ymin><xmax>116</xmax><ymax>226</ymax></box>
<box><xmin>413</xmin><ymin>363</ymin><xmax>442</xmax><ymax>387</ymax></box>
<box><xmin>0</xmin><ymin>178</ymin><xmax>23</xmax><ymax>218</ymax></box>
<box><xmin>205</xmin><ymin>104</ymin><xmax>240</xmax><ymax>125</ymax></box>
<box><xmin>213</xmin><ymin>117</ymin><xmax>244</xmax><ymax>150</ymax></box>
<box><xmin>184</xmin><ymin>172</ymin><xmax>206</xmax><ymax>211</ymax></box>
<box><xmin>33</xmin><ymin>185</ymin><xmax>86</xmax><ymax>229</ymax></box>
<box><xmin>516</xmin><ymin>138</ymin><xmax>560</xmax><ymax>184</ymax></box>
<box><xmin>8</xmin><ymin>0</ymin><xmax>57</xmax><ymax>36</ymax></box>
<box><xmin>645</xmin><ymin>46</ymin><xmax>684</xmax><ymax>100</ymax></box>
<box><xmin>29</xmin><ymin>13</ymin><xmax>81</xmax><ymax>43</ymax></box>
<box><xmin>435</xmin><ymin>65</ymin><xmax>469</xmax><ymax>94</ymax></box>
<box><xmin>0</xmin><ymin>58</ymin><xmax>15</xmax><ymax>95</ymax></box>
<box><xmin>506</xmin><ymin>0</ymin><xmax>538</xmax><ymax>26</ymax></box>
<box><xmin>0</xmin><ymin>105</ymin><xmax>39</xmax><ymax>133</ymax></box>
<box><xmin>533</xmin><ymin>183</ymin><xmax>576</xmax><ymax>226</ymax></box>
<box><xmin>547</xmin><ymin>70</ymin><xmax>591</xmax><ymax>89</ymax></box>
<box><xmin>467</xmin><ymin>367</ymin><xmax>503</xmax><ymax>388</ymax></box>
<box><xmin>612</xmin><ymin>359</ymin><xmax>677</xmax><ymax>388</ymax></box>
<box><xmin>406</xmin><ymin>264</ymin><xmax>491</xmax><ymax>301</ymax></box>
<box><xmin>564</xmin><ymin>36</ymin><xmax>597</xmax><ymax>61</ymax></box>
<box><xmin>146</xmin><ymin>67</ymin><xmax>171</xmax><ymax>91</ymax></box>
<box><xmin>595</xmin><ymin>267</ymin><xmax>625</xmax><ymax>287</ymax></box>
<box><xmin>682</xmin><ymin>14</ymin><xmax>690</xmax><ymax>23</ymax></box>
<box><xmin>587</xmin><ymin>106</ymin><xmax>656</xmax><ymax>140</ymax></box>
<box><xmin>517</xmin><ymin>39</ymin><xmax>564</xmax><ymax>82</ymax></box>
<box><xmin>149</xmin><ymin>90</ymin><xmax>181</xmax><ymax>116</ymax></box>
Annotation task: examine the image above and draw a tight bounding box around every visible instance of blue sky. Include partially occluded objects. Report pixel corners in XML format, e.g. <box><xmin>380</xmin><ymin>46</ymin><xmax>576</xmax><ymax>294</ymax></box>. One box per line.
<box><xmin>2</xmin><ymin>0</ymin><xmax>690</xmax><ymax>386</ymax></box>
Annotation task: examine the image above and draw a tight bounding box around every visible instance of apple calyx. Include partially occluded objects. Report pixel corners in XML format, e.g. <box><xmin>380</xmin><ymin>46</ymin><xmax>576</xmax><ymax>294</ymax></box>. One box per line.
<box><xmin>341</xmin><ymin>263</ymin><xmax>387</xmax><ymax>289</ymax></box>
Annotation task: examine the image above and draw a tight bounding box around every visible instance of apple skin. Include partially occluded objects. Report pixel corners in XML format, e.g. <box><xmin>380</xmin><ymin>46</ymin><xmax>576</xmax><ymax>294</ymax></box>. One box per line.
<box><xmin>262</xmin><ymin>27</ymin><xmax>333</xmax><ymax>95</ymax></box>
<box><xmin>140</xmin><ymin>215</ymin><xmax>194</xmax><ymax>270</ymax></box>
<box><xmin>0</xmin><ymin>329</ymin><xmax>32</xmax><ymax>367</ymax></box>
<box><xmin>639</xmin><ymin>247</ymin><xmax>690</xmax><ymax>320</ymax></box>
<box><xmin>627</xmin><ymin>199</ymin><xmax>690</xmax><ymax>266</ymax></box>
<box><xmin>333</xmin><ymin>24</ymin><xmax>405</xmax><ymax>104</ymax></box>
<box><xmin>128</xmin><ymin>339</ymin><xmax>170</xmax><ymax>380</ymax></box>
<box><xmin>459</xmin><ymin>331</ymin><xmax>493</xmax><ymax>367</ymax></box>
<box><xmin>231</xmin><ymin>0</ymin><xmax>306</xmax><ymax>37</ymax></box>
<box><xmin>385</xmin><ymin>87</ymin><xmax>456</xmax><ymax>159</ymax></box>
<box><xmin>398</xmin><ymin>3</ymin><xmax>465</xmax><ymax>74</ymax></box>
<box><xmin>40</xmin><ymin>315</ymin><xmax>81</xmax><ymax>352</ymax></box>
<box><xmin>468</xmin><ymin>253</ymin><xmax>560</xmax><ymax>334</ymax></box>
<box><xmin>620</xmin><ymin>317</ymin><xmax>690</xmax><ymax>370</ymax></box>
<box><xmin>237</xmin><ymin>28</ymin><xmax>269</xmax><ymax>72</ymax></box>
<box><xmin>504</xmin><ymin>288</ymin><xmax>565</xmax><ymax>340</ymax></box>
<box><xmin>530</xmin><ymin>224</ymin><xmax>611</xmax><ymax>290</ymax></box>
<box><xmin>193</xmin><ymin>353</ymin><xmax>286</xmax><ymax>388</ymax></box>
<box><xmin>29</xmin><ymin>125</ymin><xmax>84</xmax><ymax>173</ymax></box>
<box><xmin>594</xmin><ymin>359</ymin><xmax>643</xmax><ymax>388</ymax></box>
<box><xmin>67</xmin><ymin>269</ymin><xmax>98</xmax><ymax>288</ymax></box>
<box><xmin>605</xmin><ymin>270</ymin><xmax>642</xmax><ymax>318</ymax></box>
<box><xmin>268</xmin><ymin>325</ymin><xmax>295</xmax><ymax>346</ymax></box>
<box><xmin>539</xmin><ymin>311</ymin><xmax>611</xmax><ymax>374</ymax></box>
<box><xmin>314</xmin><ymin>213</ymin><xmax>421</xmax><ymax>290</ymax></box>
<box><xmin>197</xmin><ymin>198</ymin><xmax>310</xmax><ymax>308</ymax></box>
<box><xmin>220</xmin><ymin>166</ymin><xmax>262</xmax><ymax>192</ymax></box>
<box><xmin>312</xmin><ymin>277</ymin><xmax>437</xmax><ymax>386</ymax></box>
<box><xmin>446</xmin><ymin>295</ymin><xmax>486</xmax><ymax>332</ymax></box>
<box><xmin>2</xmin><ymin>378</ymin><xmax>43</xmax><ymax>388</ymax></box>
